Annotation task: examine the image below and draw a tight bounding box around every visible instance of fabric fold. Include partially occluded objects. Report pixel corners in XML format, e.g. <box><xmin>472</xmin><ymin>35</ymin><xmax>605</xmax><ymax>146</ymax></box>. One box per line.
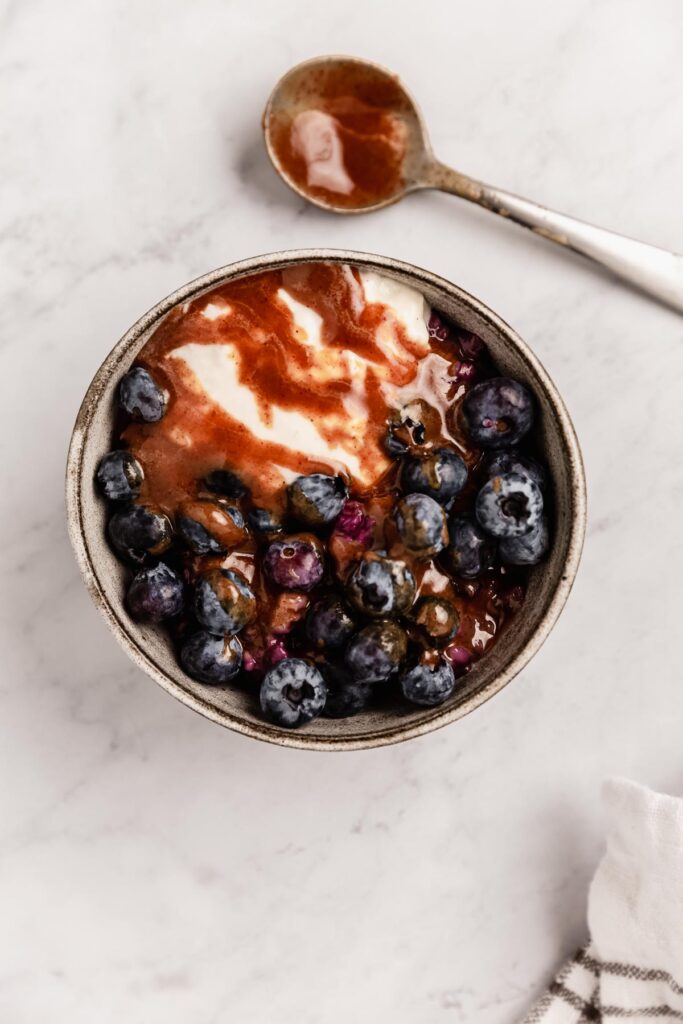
<box><xmin>522</xmin><ymin>779</ymin><xmax>683</xmax><ymax>1024</ymax></box>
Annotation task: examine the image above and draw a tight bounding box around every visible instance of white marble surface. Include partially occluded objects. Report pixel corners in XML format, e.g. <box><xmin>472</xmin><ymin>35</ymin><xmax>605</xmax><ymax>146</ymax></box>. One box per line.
<box><xmin>2</xmin><ymin>1</ymin><xmax>683</xmax><ymax>1020</ymax></box>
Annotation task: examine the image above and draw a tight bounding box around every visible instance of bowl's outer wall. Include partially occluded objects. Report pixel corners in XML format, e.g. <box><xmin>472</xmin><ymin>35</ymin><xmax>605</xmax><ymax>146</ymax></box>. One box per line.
<box><xmin>66</xmin><ymin>249</ymin><xmax>586</xmax><ymax>750</ymax></box>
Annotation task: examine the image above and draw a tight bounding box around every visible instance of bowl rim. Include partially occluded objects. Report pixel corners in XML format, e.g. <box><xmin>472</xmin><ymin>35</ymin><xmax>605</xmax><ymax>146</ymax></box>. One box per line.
<box><xmin>65</xmin><ymin>248</ymin><xmax>587</xmax><ymax>751</ymax></box>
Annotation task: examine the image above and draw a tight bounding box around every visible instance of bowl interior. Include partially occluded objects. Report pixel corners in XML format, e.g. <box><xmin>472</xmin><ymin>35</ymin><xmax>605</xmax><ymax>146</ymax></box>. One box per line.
<box><xmin>66</xmin><ymin>250</ymin><xmax>585</xmax><ymax>750</ymax></box>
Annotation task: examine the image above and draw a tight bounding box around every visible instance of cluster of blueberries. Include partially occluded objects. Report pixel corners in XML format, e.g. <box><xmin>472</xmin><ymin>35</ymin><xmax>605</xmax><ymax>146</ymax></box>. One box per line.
<box><xmin>96</xmin><ymin>360</ymin><xmax>550</xmax><ymax>730</ymax></box>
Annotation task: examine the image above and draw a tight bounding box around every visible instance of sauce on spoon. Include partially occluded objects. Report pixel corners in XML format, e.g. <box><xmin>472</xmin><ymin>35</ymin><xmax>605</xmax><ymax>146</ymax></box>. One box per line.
<box><xmin>266</xmin><ymin>60</ymin><xmax>411</xmax><ymax>209</ymax></box>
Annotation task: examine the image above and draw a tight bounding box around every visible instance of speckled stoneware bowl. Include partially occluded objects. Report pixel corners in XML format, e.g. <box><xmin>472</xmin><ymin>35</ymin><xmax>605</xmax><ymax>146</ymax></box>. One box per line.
<box><xmin>66</xmin><ymin>249</ymin><xmax>586</xmax><ymax>751</ymax></box>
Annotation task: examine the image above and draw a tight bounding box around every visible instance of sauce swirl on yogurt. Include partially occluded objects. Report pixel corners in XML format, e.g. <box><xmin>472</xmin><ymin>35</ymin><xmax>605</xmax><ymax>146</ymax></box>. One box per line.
<box><xmin>116</xmin><ymin>262</ymin><xmax>533</xmax><ymax>674</ymax></box>
<box><xmin>124</xmin><ymin>262</ymin><xmax>472</xmax><ymax>512</ymax></box>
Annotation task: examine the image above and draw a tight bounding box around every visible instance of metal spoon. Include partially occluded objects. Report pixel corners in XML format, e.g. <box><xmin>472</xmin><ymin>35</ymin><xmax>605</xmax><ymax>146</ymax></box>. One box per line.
<box><xmin>263</xmin><ymin>55</ymin><xmax>683</xmax><ymax>314</ymax></box>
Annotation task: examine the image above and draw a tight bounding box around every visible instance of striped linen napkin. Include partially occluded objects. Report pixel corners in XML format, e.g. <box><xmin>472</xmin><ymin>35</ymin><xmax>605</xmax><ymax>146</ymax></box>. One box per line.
<box><xmin>523</xmin><ymin>779</ymin><xmax>683</xmax><ymax>1024</ymax></box>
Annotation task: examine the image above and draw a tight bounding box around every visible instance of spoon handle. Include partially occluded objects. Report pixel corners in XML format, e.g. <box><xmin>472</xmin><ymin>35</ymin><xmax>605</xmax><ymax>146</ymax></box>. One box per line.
<box><xmin>425</xmin><ymin>161</ymin><xmax>683</xmax><ymax>314</ymax></box>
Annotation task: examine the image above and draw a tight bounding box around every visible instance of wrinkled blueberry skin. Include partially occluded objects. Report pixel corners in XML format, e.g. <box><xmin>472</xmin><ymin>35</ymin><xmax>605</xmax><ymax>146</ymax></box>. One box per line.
<box><xmin>204</xmin><ymin>468</ymin><xmax>249</xmax><ymax>499</ymax></box>
<box><xmin>476</xmin><ymin>471</ymin><xmax>544</xmax><ymax>539</ymax></box>
<box><xmin>260</xmin><ymin>658</ymin><xmax>327</xmax><ymax>728</ymax></box>
<box><xmin>451</xmin><ymin>360</ymin><xmax>477</xmax><ymax>385</ymax></box>
<box><xmin>401</xmin><ymin>448</ymin><xmax>468</xmax><ymax>505</ymax></box>
<box><xmin>400</xmin><ymin>661</ymin><xmax>456</xmax><ymax>707</ymax></box>
<box><xmin>346</xmin><ymin>554</ymin><xmax>416</xmax><ymax>618</ymax></box>
<box><xmin>458</xmin><ymin>331</ymin><xmax>486</xmax><ymax>360</ymax></box>
<box><xmin>248</xmin><ymin>507</ymin><xmax>283</xmax><ymax>536</ymax></box>
<box><xmin>127</xmin><ymin>562</ymin><xmax>184</xmax><ymax>622</ymax></box>
<box><xmin>428</xmin><ymin>311</ymin><xmax>452</xmax><ymax>342</ymax></box>
<box><xmin>394</xmin><ymin>493</ymin><xmax>448</xmax><ymax>557</ymax></box>
<box><xmin>413</xmin><ymin>596</ymin><xmax>460</xmax><ymax>644</ymax></box>
<box><xmin>321</xmin><ymin>663</ymin><xmax>372</xmax><ymax>718</ymax></box>
<box><xmin>263</xmin><ymin>537</ymin><xmax>325</xmax><ymax>591</ymax></box>
<box><xmin>96</xmin><ymin>450</ymin><xmax>144</xmax><ymax>502</ymax></box>
<box><xmin>499</xmin><ymin>516</ymin><xmax>549</xmax><ymax>565</ymax></box>
<box><xmin>108</xmin><ymin>504</ymin><xmax>173</xmax><ymax>564</ymax></box>
<box><xmin>305</xmin><ymin>594</ymin><xmax>356</xmax><ymax>651</ymax></box>
<box><xmin>288</xmin><ymin>474</ymin><xmax>348</xmax><ymax>527</ymax></box>
<box><xmin>177</xmin><ymin>502</ymin><xmax>244</xmax><ymax>556</ymax></box>
<box><xmin>193</xmin><ymin>569</ymin><xmax>256</xmax><ymax>635</ymax></box>
<box><xmin>443</xmin><ymin>517</ymin><xmax>496</xmax><ymax>578</ymax></box>
<box><xmin>334</xmin><ymin>501</ymin><xmax>375</xmax><ymax>546</ymax></box>
<box><xmin>345</xmin><ymin>620</ymin><xmax>408</xmax><ymax>683</ymax></box>
<box><xmin>180</xmin><ymin>631</ymin><xmax>243</xmax><ymax>684</ymax></box>
<box><xmin>462</xmin><ymin>377</ymin><xmax>533</xmax><ymax>448</ymax></box>
<box><xmin>119</xmin><ymin>367</ymin><xmax>167</xmax><ymax>422</ymax></box>
<box><xmin>484</xmin><ymin>449</ymin><xmax>546</xmax><ymax>491</ymax></box>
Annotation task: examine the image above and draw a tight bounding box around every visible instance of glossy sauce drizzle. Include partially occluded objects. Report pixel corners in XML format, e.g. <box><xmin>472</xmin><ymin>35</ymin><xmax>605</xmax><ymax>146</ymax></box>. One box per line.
<box><xmin>121</xmin><ymin>262</ymin><xmax>525</xmax><ymax>663</ymax></box>
<box><xmin>124</xmin><ymin>263</ymin><xmax>469</xmax><ymax>511</ymax></box>
<box><xmin>268</xmin><ymin>62</ymin><xmax>410</xmax><ymax>209</ymax></box>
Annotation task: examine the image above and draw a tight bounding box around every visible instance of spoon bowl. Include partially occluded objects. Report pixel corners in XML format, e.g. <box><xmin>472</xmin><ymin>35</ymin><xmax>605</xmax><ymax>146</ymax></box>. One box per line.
<box><xmin>263</xmin><ymin>55</ymin><xmax>431</xmax><ymax>214</ymax></box>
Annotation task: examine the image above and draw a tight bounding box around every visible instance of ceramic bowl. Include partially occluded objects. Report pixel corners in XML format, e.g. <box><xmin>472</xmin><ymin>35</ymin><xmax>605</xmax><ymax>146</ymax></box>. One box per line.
<box><xmin>66</xmin><ymin>249</ymin><xmax>586</xmax><ymax>750</ymax></box>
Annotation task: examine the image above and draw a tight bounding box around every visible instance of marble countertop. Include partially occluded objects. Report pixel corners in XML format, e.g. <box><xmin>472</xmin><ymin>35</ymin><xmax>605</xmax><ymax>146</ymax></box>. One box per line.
<box><xmin>2</xmin><ymin>0</ymin><xmax>682</xmax><ymax>1020</ymax></box>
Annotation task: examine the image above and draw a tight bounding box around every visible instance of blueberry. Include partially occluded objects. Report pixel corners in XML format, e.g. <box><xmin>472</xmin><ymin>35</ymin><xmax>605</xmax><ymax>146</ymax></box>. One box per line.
<box><xmin>119</xmin><ymin>366</ymin><xmax>167</xmax><ymax>422</ymax></box>
<box><xmin>458</xmin><ymin>331</ymin><xmax>486</xmax><ymax>360</ymax></box>
<box><xmin>96</xmin><ymin>450</ymin><xmax>143</xmax><ymax>502</ymax></box>
<box><xmin>177</xmin><ymin>499</ymin><xmax>247</xmax><ymax>555</ymax></box>
<box><xmin>443</xmin><ymin>517</ymin><xmax>496</xmax><ymax>578</ymax></box>
<box><xmin>394</xmin><ymin>493</ymin><xmax>448</xmax><ymax>557</ymax></box>
<box><xmin>305</xmin><ymin>594</ymin><xmax>356</xmax><ymax>651</ymax></box>
<box><xmin>180</xmin><ymin>631</ymin><xmax>243</xmax><ymax>684</ymax></box>
<box><xmin>385</xmin><ymin>427</ymin><xmax>409</xmax><ymax>458</ymax></box>
<box><xmin>263</xmin><ymin>536</ymin><xmax>325</xmax><ymax>591</ymax></box>
<box><xmin>476</xmin><ymin>472</ymin><xmax>543</xmax><ymax>539</ymax></box>
<box><xmin>321</xmin><ymin>663</ymin><xmax>372</xmax><ymax>718</ymax></box>
<box><xmin>443</xmin><ymin>644</ymin><xmax>472</xmax><ymax>677</ymax></box>
<box><xmin>288</xmin><ymin>474</ymin><xmax>348</xmax><ymax>526</ymax></box>
<box><xmin>241</xmin><ymin>629</ymin><xmax>289</xmax><ymax>673</ymax></box>
<box><xmin>108</xmin><ymin>503</ymin><xmax>173</xmax><ymax>564</ymax></box>
<box><xmin>385</xmin><ymin>402</ymin><xmax>434</xmax><ymax>456</ymax></box>
<box><xmin>248</xmin><ymin>506</ymin><xmax>283</xmax><ymax>536</ymax></box>
<box><xmin>345</xmin><ymin>620</ymin><xmax>408</xmax><ymax>683</ymax></box>
<box><xmin>499</xmin><ymin>516</ymin><xmax>549</xmax><ymax>565</ymax></box>
<box><xmin>484</xmin><ymin>449</ymin><xmax>546</xmax><ymax>491</ymax></box>
<box><xmin>346</xmin><ymin>553</ymin><xmax>416</xmax><ymax>618</ymax></box>
<box><xmin>126</xmin><ymin>562</ymin><xmax>184</xmax><ymax>622</ymax></box>
<box><xmin>260</xmin><ymin>658</ymin><xmax>327</xmax><ymax>728</ymax></box>
<box><xmin>462</xmin><ymin>377</ymin><xmax>533</xmax><ymax>448</ymax></box>
<box><xmin>204</xmin><ymin>468</ymin><xmax>249</xmax><ymax>500</ymax></box>
<box><xmin>178</xmin><ymin>514</ymin><xmax>222</xmax><ymax>556</ymax></box>
<box><xmin>428</xmin><ymin>311</ymin><xmax>452</xmax><ymax>342</ymax></box>
<box><xmin>413</xmin><ymin>597</ymin><xmax>460</xmax><ymax>644</ymax></box>
<box><xmin>333</xmin><ymin>501</ymin><xmax>375</xmax><ymax>546</ymax></box>
<box><xmin>451</xmin><ymin>360</ymin><xmax>477</xmax><ymax>385</ymax></box>
<box><xmin>400</xmin><ymin>448</ymin><xmax>468</xmax><ymax>505</ymax></box>
<box><xmin>400</xmin><ymin>661</ymin><xmax>456</xmax><ymax>707</ymax></box>
<box><xmin>193</xmin><ymin>569</ymin><xmax>256</xmax><ymax>635</ymax></box>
